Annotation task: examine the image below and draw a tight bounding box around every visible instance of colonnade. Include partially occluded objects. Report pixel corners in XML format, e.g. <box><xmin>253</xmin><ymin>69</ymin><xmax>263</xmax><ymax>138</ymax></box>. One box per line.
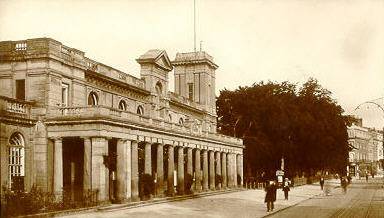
<box><xmin>52</xmin><ymin>137</ymin><xmax>243</xmax><ymax>202</ymax></box>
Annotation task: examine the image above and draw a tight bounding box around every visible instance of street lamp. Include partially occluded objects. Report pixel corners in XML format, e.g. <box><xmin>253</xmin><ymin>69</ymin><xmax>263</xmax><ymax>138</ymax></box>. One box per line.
<box><xmin>354</xmin><ymin>101</ymin><xmax>384</xmax><ymax>178</ymax></box>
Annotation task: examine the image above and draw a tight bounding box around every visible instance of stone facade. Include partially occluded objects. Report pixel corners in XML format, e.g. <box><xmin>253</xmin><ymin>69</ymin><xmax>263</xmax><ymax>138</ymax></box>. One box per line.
<box><xmin>347</xmin><ymin>122</ymin><xmax>383</xmax><ymax>177</ymax></box>
<box><xmin>0</xmin><ymin>38</ymin><xmax>243</xmax><ymax>203</ymax></box>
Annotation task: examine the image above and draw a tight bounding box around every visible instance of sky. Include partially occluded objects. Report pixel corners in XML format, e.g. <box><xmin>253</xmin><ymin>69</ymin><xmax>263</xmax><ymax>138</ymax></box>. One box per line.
<box><xmin>1</xmin><ymin>0</ymin><xmax>384</xmax><ymax>128</ymax></box>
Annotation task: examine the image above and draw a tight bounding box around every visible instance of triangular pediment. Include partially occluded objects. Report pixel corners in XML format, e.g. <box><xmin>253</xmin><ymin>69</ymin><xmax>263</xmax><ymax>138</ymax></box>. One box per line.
<box><xmin>155</xmin><ymin>51</ymin><xmax>172</xmax><ymax>71</ymax></box>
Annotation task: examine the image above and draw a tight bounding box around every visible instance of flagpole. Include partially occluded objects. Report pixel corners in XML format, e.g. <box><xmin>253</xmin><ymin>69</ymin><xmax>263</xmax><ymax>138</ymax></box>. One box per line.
<box><xmin>194</xmin><ymin>0</ymin><xmax>196</xmax><ymax>52</ymax></box>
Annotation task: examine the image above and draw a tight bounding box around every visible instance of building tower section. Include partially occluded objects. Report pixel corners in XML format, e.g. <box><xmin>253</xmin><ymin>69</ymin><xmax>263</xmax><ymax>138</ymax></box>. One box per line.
<box><xmin>172</xmin><ymin>51</ymin><xmax>218</xmax><ymax>116</ymax></box>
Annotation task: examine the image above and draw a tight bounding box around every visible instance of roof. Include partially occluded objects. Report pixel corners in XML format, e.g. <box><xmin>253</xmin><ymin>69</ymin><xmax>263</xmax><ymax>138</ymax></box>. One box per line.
<box><xmin>172</xmin><ymin>51</ymin><xmax>218</xmax><ymax>69</ymax></box>
<box><xmin>136</xmin><ymin>49</ymin><xmax>173</xmax><ymax>71</ymax></box>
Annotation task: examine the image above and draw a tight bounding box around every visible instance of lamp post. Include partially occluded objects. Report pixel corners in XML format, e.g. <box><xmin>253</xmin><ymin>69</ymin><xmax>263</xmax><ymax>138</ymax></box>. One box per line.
<box><xmin>354</xmin><ymin>101</ymin><xmax>384</xmax><ymax>178</ymax></box>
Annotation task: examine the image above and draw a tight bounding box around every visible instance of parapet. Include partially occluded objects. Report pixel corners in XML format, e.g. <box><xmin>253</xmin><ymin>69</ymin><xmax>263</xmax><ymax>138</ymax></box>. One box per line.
<box><xmin>172</xmin><ymin>51</ymin><xmax>218</xmax><ymax>69</ymax></box>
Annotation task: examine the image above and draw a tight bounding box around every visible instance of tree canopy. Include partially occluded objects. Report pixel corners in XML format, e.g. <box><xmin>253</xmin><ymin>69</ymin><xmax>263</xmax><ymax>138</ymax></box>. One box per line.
<box><xmin>217</xmin><ymin>78</ymin><xmax>350</xmax><ymax>179</ymax></box>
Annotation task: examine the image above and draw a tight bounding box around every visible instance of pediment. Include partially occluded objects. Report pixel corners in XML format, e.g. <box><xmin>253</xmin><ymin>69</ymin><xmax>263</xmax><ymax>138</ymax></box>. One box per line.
<box><xmin>155</xmin><ymin>52</ymin><xmax>173</xmax><ymax>71</ymax></box>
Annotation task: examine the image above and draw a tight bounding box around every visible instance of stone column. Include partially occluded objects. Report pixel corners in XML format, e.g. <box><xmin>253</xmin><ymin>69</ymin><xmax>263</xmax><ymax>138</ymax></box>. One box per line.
<box><xmin>187</xmin><ymin>148</ymin><xmax>193</xmax><ymax>177</ymax></box>
<box><xmin>116</xmin><ymin>139</ymin><xmax>131</xmax><ymax>202</ymax></box>
<box><xmin>167</xmin><ymin>145</ymin><xmax>175</xmax><ymax>196</ymax></box>
<box><xmin>144</xmin><ymin>142</ymin><xmax>152</xmax><ymax>175</ymax></box>
<box><xmin>156</xmin><ymin>144</ymin><xmax>164</xmax><ymax>197</ymax></box>
<box><xmin>209</xmin><ymin>150</ymin><xmax>215</xmax><ymax>190</ymax></box>
<box><xmin>227</xmin><ymin>153</ymin><xmax>233</xmax><ymax>188</ymax></box>
<box><xmin>215</xmin><ymin>152</ymin><xmax>221</xmax><ymax>189</ymax></box>
<box><xmin>221</xmin><ymin>152</ymin><xmax>227</xmax><ymax>188</ymax></box>
<box><xmin>177</xmin><ymin>146</ymin><xmax>184</xmax><ymax>195</ymax></box>
<box><xmin>83</xmin><ymin>137</ymin><xmax>91</xmax><ymax>193</ymax></box>
<box><xmin>237</xmin><ymin>154</ymin><xmax>243</xmax><ymax>187</ymax></box>
<box><xmin>91</xmin><ymin>137</ymin><xmax>108</xmax><ymax>201</ymax></box>
<box><xmin>233</xmin><ymin>153</ymin><xmax>238</xmax><ymax>187</ymax></box>
<box><xmin>194</xmin><ymin>149</ymin><xmax>201</xmax><ymax>192</ymax></box>
<box><xmin>53</xmin><ymin>138</ymin><xmax>63</xmax><ymax>198</ymax></box>
<box><xmin>186</xmin><ymin>147</ymin><xmax>193</xmax><ymax>193</ymax></box>
<box><xmin>202</xmin><ymin>150</ymin><xmax>209</xmax><ymax>191</ymax></box>
<box><xmin>131</xmin><ymin>140</ymin><xmax>139</xmax><ymax>201</ymax></box>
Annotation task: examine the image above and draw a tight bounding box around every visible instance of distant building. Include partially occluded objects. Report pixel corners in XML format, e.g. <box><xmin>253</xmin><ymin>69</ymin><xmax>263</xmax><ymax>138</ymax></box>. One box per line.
<box><xmin>0</xmin><ymin>38</ymin><xmax>243</xmax><ymax>203</ymax></box>
<box><xmin>347</xmin><ymin>120</ymin><xmax>383</xmax><ymax>177</ymax></box>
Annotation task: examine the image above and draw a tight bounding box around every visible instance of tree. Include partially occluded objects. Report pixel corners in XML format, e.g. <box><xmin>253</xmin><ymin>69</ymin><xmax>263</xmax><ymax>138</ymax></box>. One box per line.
<box><xmin>217</xmin><ymin>78</ymin><xmax>349</xmax><ymax>179</ymax></box>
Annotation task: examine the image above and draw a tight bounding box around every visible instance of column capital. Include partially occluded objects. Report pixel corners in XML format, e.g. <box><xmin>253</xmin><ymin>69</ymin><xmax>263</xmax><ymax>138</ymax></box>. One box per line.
<box><xmin>80</xmin><ymin>136</ymin><xmax>91</xmax><ymax>140</ymax></box>
<box><xmin>50</xmin><ymin>137</ymin><xmax>62</xmax><ymax>141</ymax></box>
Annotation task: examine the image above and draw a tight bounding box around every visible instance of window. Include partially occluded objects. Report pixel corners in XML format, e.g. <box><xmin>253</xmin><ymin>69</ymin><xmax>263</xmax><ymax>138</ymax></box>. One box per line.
<box><xmin>137</xmin><ymin>105</ymin><xmax>144</xmax><ymax>115</ymax></box>
<box><xmin>179</xmin><ymin>117</ymin><xmax>184</xmax><ymax>125</ymax></box>
<box><xmin>16</xmin><ymin>79</ymin><xmax>25</xmax><ymax>100</ymax></box>
<box><xmin>88</xmin><ymin>91</ymin><xmax>98</xmax><ymax>106</ymax></box>
<box><xmin>155</xmin><ymin>82</ymin><xmax>162</xmax><ymax>96</ymax></box>
<box><xmin>155</xmin><ymin>82</ymin><xmax>162</xmax><ymax>104</ymax></box>
<box><xmin>8</xmin><ymin>132</ymin><xmax>25</xmax><ymax>191</ymax></box>
<box><xmin>188</xmin><ymin>83</ymin><xmax>193</xmax><ymax>100</ymax></box>
<box><xmin>15</xmin><ymin>42</ymin><xmax>27</xmax><ymax>51</ymax></box>
<box><xmin>61</xmin><ymin>83</ymin><xmax>69</xmax><ymax>106</ymax></box>
<box><xmin>118</xmin><ymin>100</ymin><xmax>127</xmax><ymax>111</ymax></box>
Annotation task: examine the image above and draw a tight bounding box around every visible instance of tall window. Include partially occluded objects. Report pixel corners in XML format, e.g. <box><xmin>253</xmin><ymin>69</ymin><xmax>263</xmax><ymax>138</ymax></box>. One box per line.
<box><xmin>61</xmin><ymin>83</ymin><xmax>69</xmax><ymax>106</ymax></box>
<box><xmin>179</xmin><ymin>117</ymin><xmax>184</xmax><ymax>125</ymax></box>
<box><xmin>188</xmin><ymin>83</ymin><xmax>193</xmax><ymax>101</ymax></box>
<box><xmin>88</xmin><ymin>91</ymin><xmax>98</xmax><ymax>106</ymax></box>
<box><xmin>8</xmin><ymin>132</ymin><xmax>25</xmax><ymax>191</ymax></box>
<box><xmin>118</xmin><ymin>100</ymin><xmax>127</xmax><ymax>111</ymax></box>
<box><xmin>16</xmin><ymin>79</ymin><xmax>25</xmax><ymax>100</ymax></box>
<box><xmin>137</xmin><ymin>105</ymin><xmax>144</xmax><ymax>115</ymax></box>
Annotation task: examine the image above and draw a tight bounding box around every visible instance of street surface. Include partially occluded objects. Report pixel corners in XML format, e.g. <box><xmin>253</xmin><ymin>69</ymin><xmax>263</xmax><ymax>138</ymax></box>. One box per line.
<box><xmin>59</xmin><ymin>178</ymin><xmax>384</xmax><ymax>218</ymax></box>
<box><xmin>269</xmin><ymin>177</ymin><xmax>384</xmax><ymax>218</ymax></box>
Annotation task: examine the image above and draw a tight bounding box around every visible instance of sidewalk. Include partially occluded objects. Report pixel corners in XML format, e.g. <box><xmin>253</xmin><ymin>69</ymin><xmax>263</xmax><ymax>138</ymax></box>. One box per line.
<box><xmin>58</xmin><ymin>179</ymin><xmax>341</xmax><ymax>218</ymax></box>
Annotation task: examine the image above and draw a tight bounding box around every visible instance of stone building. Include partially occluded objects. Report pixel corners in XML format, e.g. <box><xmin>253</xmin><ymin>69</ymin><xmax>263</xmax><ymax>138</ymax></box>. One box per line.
<box><xmin>0</xmin><ymin>38</ymin><xmax>243</xmax><ymax>203</ymax></box>
<box><xmin>347</xmin><ymin>120</ymin><xmax>383</xmax><ymax>177</ymax></box>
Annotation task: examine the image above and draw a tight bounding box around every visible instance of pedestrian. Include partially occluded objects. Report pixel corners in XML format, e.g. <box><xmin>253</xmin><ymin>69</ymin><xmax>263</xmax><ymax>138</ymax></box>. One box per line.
<box><xmin>365</xmin><ymin>174</ymin><xmax>368</xmax><ymax>182</ymax></box>
<box><xmin>347</xmin><ymin>175</ymin><xmax>351</xmax><ymax>184</ymax></box>
<box><xmin>341</xmin><ymin>177</ymin><xmax>347</xmax><ymax>194</ymax></box>
<box><xmin>282</xmin><ymin>178</ymin><xmax>290</xmax><ymax>200</ymax></box>
<box><xmin>320</xmin><ymin>176</ymin><xmax>325</xmax><ymax>190</ymax></box>
<box><xmin>324</xmin><ymin>179</ymin><xmax>331</xmax><ymax>196</ymax></box>
<box><xmin>264</xmin><ymin>180</ymin><xmax>277</xmax><ymax>212</ymax></box>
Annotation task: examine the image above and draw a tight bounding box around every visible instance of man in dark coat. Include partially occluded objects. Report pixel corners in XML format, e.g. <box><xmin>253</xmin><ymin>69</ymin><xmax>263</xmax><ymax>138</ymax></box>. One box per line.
<box><xmin>265</xmin><ymin>180</ymin><xmax>277</xmax><ymax>212</ymax></box>
<box><xmin>282</xmin><ymin>178</ymin><xmax>290</xmax><ymax>200</ymax></box>
<box><xmin>320</xmin><ymin>176</ymin><xmax>325</xmax><ymax>190</ymax></box>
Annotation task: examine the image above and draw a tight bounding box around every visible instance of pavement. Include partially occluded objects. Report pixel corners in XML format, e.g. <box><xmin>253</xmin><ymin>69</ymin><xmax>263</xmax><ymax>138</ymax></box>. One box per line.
<box><xmin>58</xmin><ymin>179</ymin><xmax>341</xmax><ymax>218</ymax></box>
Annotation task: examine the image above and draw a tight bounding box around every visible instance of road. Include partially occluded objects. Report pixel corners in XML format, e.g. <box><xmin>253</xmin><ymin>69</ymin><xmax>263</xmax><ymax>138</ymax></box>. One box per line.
<box><xmin>59</xmin><ymin>178</ymin><xmax>384</xmax><ymax>218</ymax></box>
<box><xmin>269</xmin><ymin>177</ymin><xmax>384</xmax><ymax>218</ymax></box>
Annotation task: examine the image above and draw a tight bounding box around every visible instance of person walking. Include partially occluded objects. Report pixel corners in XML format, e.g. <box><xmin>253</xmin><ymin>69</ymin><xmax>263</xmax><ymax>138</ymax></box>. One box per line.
<box><xmin>264</xmin><ymin>180</ymin><xmax>277</xmax><ymax>212</ymax></box>
<box><xmin>341</xmin><ymin>177</ymin><xmax>347</xmax><ymax>194</ymax></box>
<box><xmin>320</xmin><ymin>176</ymin><xmax>325</xmax><ymax>190</ymax></box>
<box><xmin>365</xmin><ymin>173</ymin><xmax>369</xmax><ymax>182</ymax></box>
<box><xmin>282</xmin><ymin>178</ymin><xmax>290</xmax><ymax>200</ymax></box>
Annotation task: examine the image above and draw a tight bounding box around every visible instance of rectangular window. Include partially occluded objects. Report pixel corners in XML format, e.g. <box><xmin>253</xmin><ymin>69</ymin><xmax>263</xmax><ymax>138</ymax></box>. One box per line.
<box><xmin>61</xmin><ymin>83</ymin><xmax>69</xmax><ymax>106</ymax></box>
<box><xmin>16</xmin><ymin>79</ymin><xmax>25</xmax><ymax>100</ymax></box>
<box><xmin>188</xmin><ymin>83</ymin><xmax>193</xmax><ymax>100</ymax></box>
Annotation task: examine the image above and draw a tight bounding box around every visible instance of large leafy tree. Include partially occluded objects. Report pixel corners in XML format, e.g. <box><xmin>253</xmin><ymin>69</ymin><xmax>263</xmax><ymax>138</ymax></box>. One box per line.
<box><xmin>217</xmin><ymin>78</ymin><xmax>349</xmax><ymax>179</ymax></box>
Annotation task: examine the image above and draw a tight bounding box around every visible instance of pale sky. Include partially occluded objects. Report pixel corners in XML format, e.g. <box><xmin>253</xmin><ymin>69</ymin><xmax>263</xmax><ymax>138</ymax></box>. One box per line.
<box><xmin>1</xmin><ymin>0</ymin><xmax>384</xmax><ymax>128</ymax></box>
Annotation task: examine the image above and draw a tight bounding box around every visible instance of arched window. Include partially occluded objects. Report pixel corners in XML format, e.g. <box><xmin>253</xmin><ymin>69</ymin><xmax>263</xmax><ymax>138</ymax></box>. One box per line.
<box><xmin>155</xmin><ymin>82</ymin><xmax>162</xmax><ymax>96</ymax></box>
<box><xmin>8</xmin><ymin>132</ymin><xmax>25</xmax><ymax>191</ymax></box>
<box><xmin>137</xmin><ymin>105</ymin><xmax>144</xmax><ymax>115</ymax></box>
<box><xmin>118</xmin><ymin>100</ymin><xmax>127</xmax><ymax>111</ymax></box>
<box><xmin>179</xmin><ymin>117</ymin><xmax>184</xmax><ymax>125</ymax></box>
<box><xmin>88</xmin><ymin>91</ymin><xmax>98</xmax><ymax>106</ymax></box>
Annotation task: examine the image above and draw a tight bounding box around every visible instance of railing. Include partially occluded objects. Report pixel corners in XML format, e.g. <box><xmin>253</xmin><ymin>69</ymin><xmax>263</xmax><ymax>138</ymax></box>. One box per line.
<box><xmin>84</xmin><ymin>57</ymin><xmax>145</xmax><ymax>89</ymax></box>
<box><xmin>49</xmin><ymin>105</ymin><xmax>242</xmax><ymax>145</ymax></box>
<box><xmin>0</xmin><ymin>96</ymin><xmax>33</xmax><ymax>119</ymax></box>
